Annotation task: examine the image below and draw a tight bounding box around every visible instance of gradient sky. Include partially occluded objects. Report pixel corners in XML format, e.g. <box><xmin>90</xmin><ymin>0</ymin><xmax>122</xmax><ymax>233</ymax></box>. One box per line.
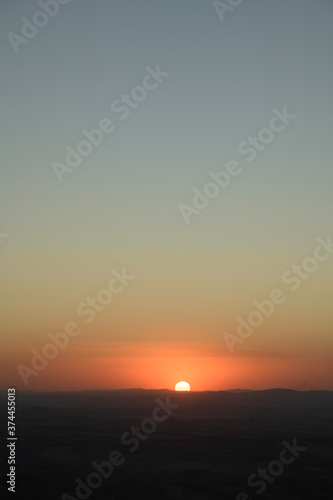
<box><xmin>1</xmin><ymin>0</ymin><xmax>333</xmax><ymax>391</ymax></box>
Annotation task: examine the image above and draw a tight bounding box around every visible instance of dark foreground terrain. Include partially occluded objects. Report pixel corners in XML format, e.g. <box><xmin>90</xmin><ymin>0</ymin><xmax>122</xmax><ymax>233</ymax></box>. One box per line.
<box><xmin>1</xmin><ymin>389</ymin><xmax>332</xmax><ymax>499</ymax></box>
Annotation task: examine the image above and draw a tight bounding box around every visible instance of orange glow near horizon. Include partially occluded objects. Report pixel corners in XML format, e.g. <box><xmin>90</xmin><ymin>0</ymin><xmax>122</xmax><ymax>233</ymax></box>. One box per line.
<box><xmin>3</xmin><ymin>337</ymin><xmax>333</xmax><ymax>392</ymax></box>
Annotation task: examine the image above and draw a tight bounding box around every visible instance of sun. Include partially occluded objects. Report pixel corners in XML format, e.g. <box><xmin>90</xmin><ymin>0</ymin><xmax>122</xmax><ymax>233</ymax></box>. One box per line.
<box><xmin>175</xmin><ymin>381</ymin><xmax>191</xmax><ymax>391</ymax></box>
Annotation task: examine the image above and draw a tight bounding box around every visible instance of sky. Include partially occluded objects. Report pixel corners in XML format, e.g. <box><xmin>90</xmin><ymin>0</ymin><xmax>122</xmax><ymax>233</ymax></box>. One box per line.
<box><xmin>1</xmin><ymin>0</ymin><xmax>333</xmax><ymax>391</ymax></box>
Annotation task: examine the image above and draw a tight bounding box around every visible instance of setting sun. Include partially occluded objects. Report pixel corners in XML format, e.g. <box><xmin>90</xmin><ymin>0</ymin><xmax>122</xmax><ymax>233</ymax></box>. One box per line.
<box><xmin>175</xmin><ymin>381</ymin><xmax>191</xmax><ymax>391</ymax></box>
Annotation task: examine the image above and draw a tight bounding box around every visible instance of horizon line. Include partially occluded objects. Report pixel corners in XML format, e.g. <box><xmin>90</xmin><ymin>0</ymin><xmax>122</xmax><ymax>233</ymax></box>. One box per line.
<box><xmin>1</xmin><ymin>387</ymin><xmax>332</xmax><ymax>393</ymax></box>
